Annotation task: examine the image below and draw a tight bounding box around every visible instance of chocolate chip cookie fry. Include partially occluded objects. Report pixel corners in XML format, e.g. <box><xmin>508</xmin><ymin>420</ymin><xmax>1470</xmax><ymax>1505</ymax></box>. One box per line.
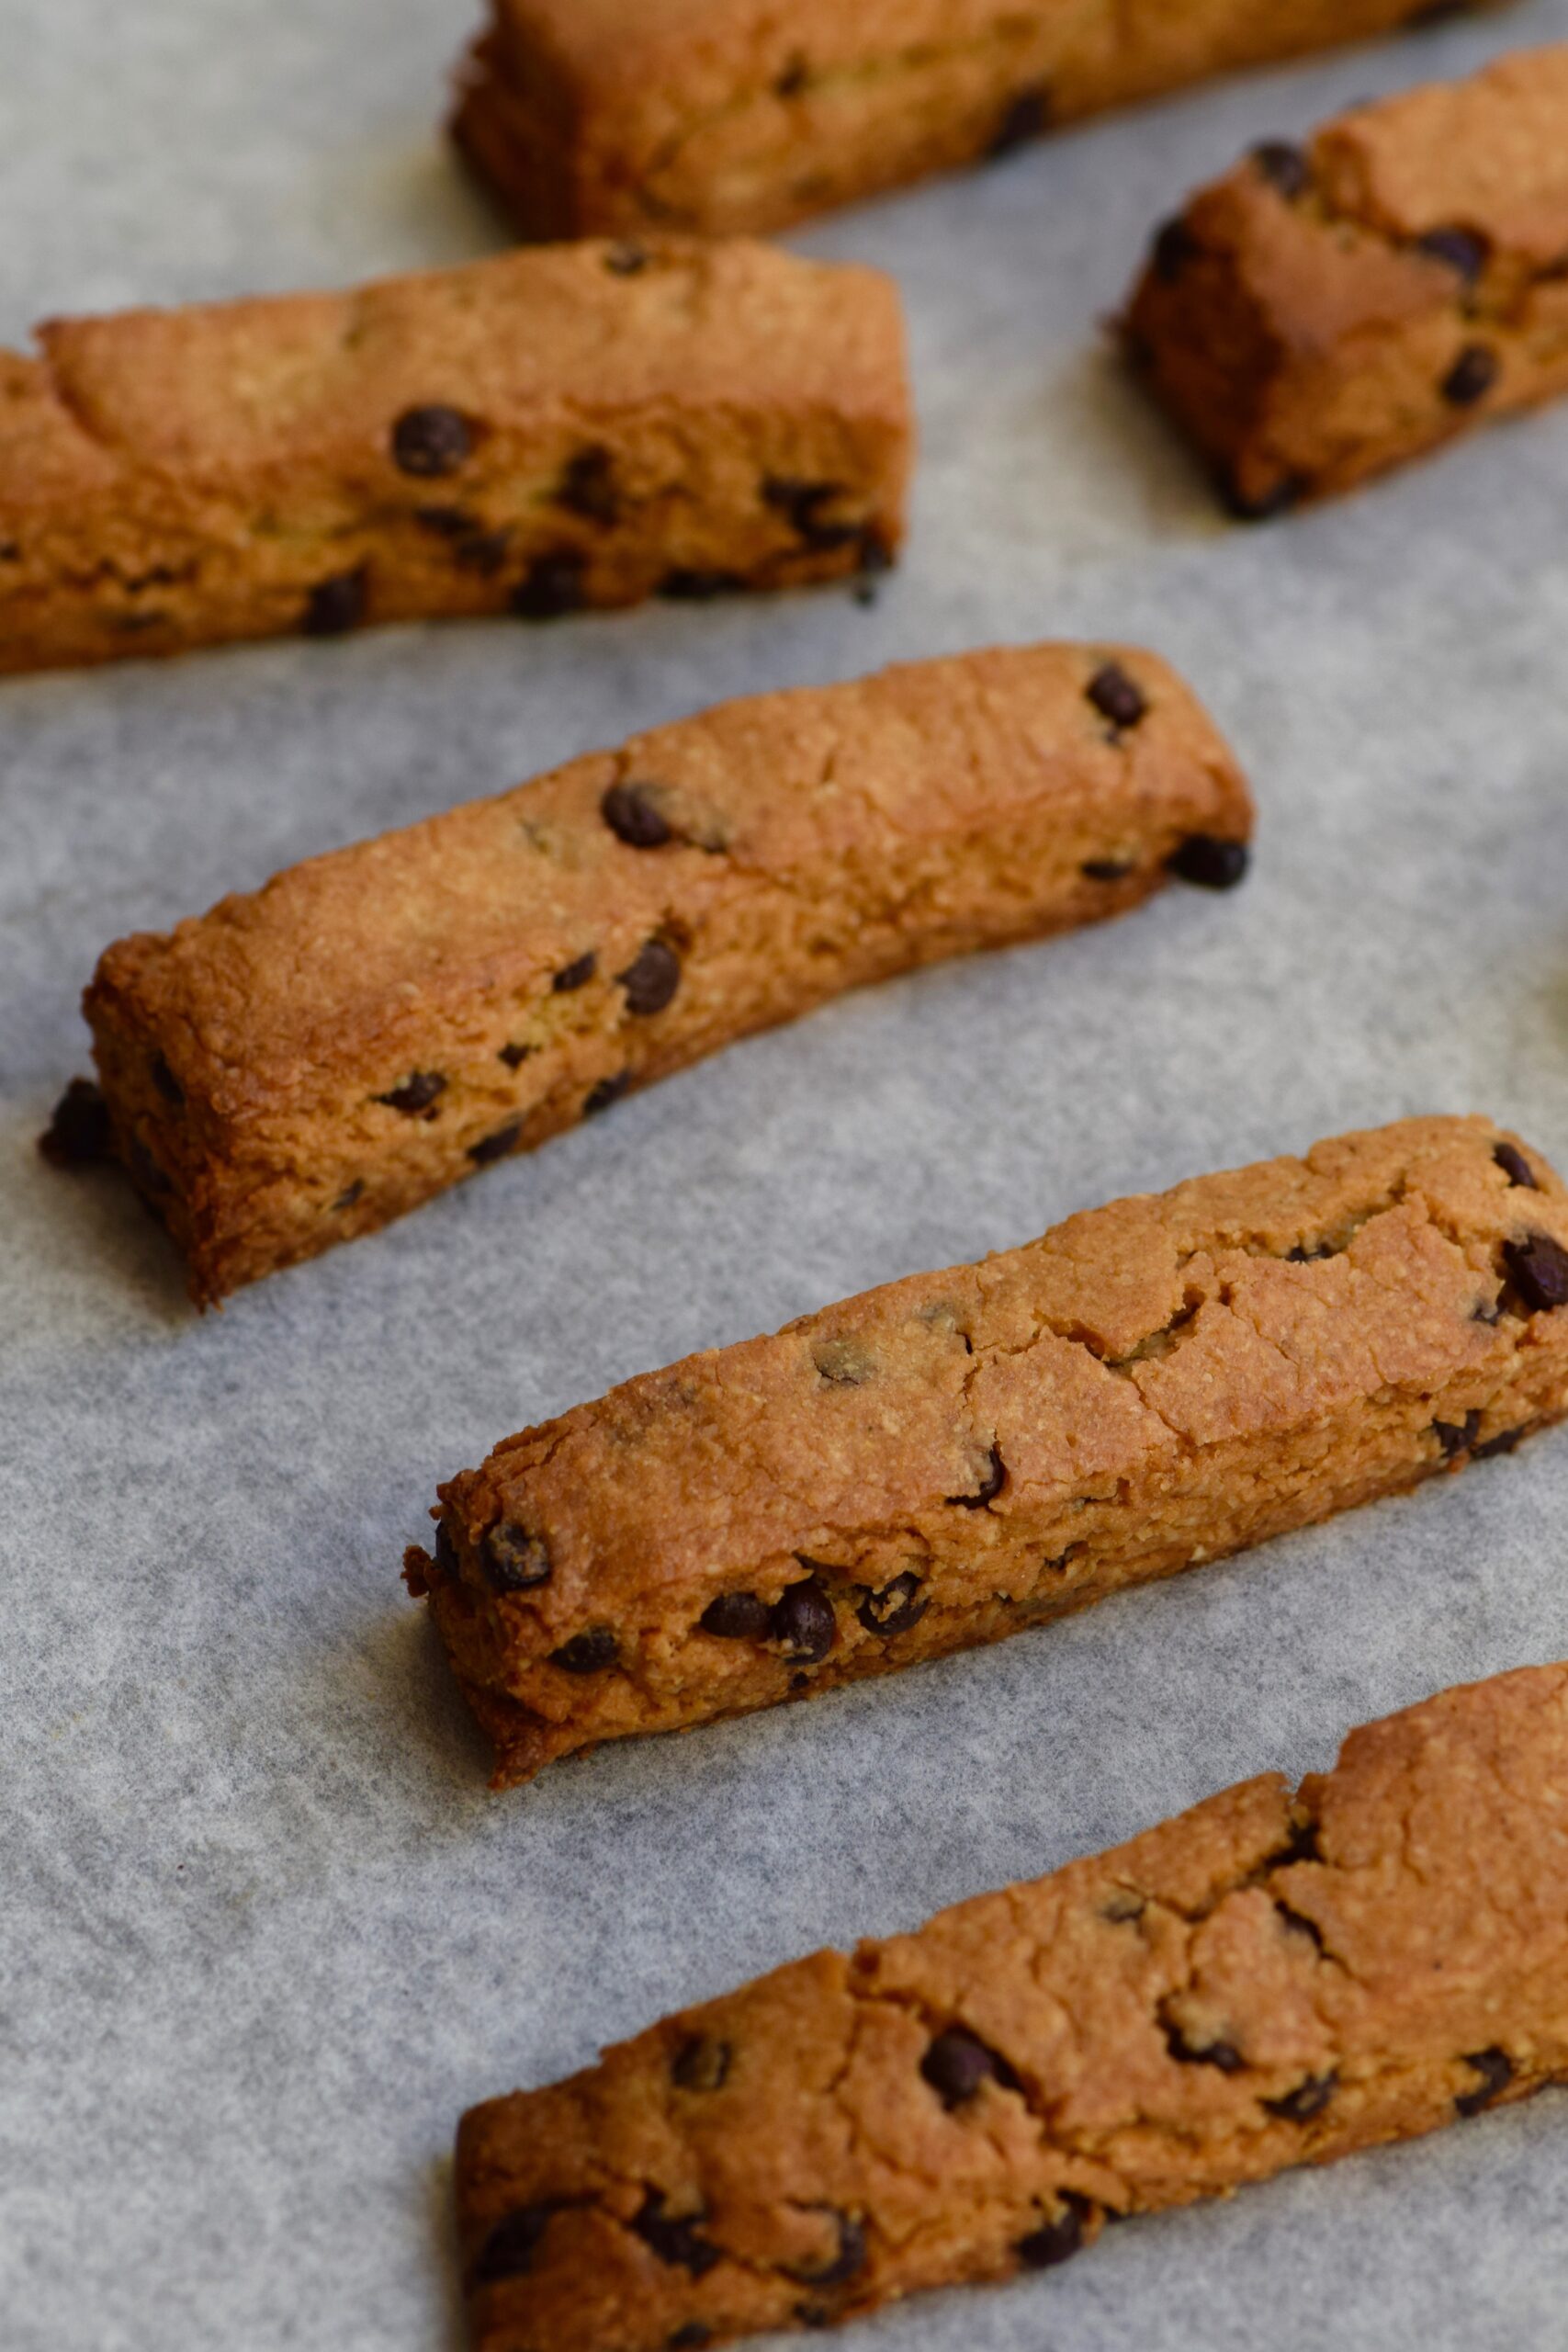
<box><xmin>410</xmin><ymin>1117</ymin><xmax>1568</xmax><ymax>1788</ymax></box>
<box><xmin>455</xmin><ymin>1660</ymin><xmax>1568</xmax><ymax>2351</ymax></box>
<box><xmin>73</xmin><ymin>641</ymin><xmax>1252</xmax><ymax>1303</ymax></box>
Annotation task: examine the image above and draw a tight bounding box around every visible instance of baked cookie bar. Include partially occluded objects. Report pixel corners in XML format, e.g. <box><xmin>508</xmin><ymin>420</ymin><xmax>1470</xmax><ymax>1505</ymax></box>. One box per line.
<box><xmin>457</xmin><ymin>1660</ymin><xmax>1568</xmax><ymax>2351</ymax></box>
<box><xmin>76</xmin><ymin>642</ymin><xmax>1251</xmax><ymax>1304</ymax></box>
<box><xmin>0</xmin><ymin>238</ymin><xmax>908</xmax><ymax>675</ymax></box>
<box><xmin>452</xmin><ymin>0</ymin><xmax>1508</xmax><ymax>241</ymax></box>
<box><xmin>410</xmin><ymin>1116</ymin><xmax>1568</xmax><ymax>1788</ymax></box>
<box><xmin>1124</xmin><ymin>44</ymin><xmax>1568</xmax><ymax>515</ymax></box>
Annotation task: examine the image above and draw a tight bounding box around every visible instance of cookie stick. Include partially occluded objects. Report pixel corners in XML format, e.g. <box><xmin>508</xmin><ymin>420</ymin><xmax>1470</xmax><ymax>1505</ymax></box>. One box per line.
<box><xmin>75</xmin><ymin>641</ymin><xmax>1251</xmax><ymax>1304</ymax></box>
<box><xmin>455</xmin><ymin>1660</ymin><xmax>1568</xmax><ymax>2352</ymax></box>
<box><xmin>1124</xmin><ymin>44</ymin><xmax>1568</xmax><ymax>516</ymax></box>
<box><xmin>410</xmin><ymin>1116</ymin><xmax>1568</xmax><ymax>1787</ymax></box>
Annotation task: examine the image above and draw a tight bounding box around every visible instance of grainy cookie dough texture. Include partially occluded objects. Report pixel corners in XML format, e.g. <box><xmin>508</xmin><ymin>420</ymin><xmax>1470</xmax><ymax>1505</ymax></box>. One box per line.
<box><xmin>1125</xmin><ymin>44</ymin><xmax>1568</xmax><ymax>514</ymax></box>
<box><xmin>411</xmin><ymin>1117</ymin><xmax>1568</xmax><ymax>1789</ymax></box>
<box><xmin>456</xmin><ymin>1662</ymin><xmax>1568</xmax><ymax>2352</ymax></box>
<box><xmin>80</xmin><ymin>642</ymin><xmax>1250</xmax><ymax>1305</ymax></box>
<box><xmin>0</xmin><ymin>237</ymin><xmax>908</xmax><ymax>675</ymax></box>
<box><xmin>451</xmin><ymin>0</ymin><xmax>1511</xmax><ymax>240</ymax></box>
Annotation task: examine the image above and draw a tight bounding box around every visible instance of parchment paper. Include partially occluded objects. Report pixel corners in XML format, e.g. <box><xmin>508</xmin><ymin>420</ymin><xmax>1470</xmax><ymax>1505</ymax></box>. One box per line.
<box><xmin>5</xmin><ymin>5</ymin><xmax>1568</xmax><ymax>2346</ymax></box>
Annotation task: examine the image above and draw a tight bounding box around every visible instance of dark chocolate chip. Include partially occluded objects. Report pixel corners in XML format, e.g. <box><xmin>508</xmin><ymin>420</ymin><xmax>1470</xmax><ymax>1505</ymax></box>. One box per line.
<box><xmin>151</xmin><ymin>1051</ymin><xmax>185</xmax><ymax>1108</ymax></box>
<box><xmin>618</xmin><ymin>938</ymin><xmax>682</xmax><ymax>1016</ymax></box>
<box><xmin>1503</xmin><ymin>1232</ymin><xmax>1568</xmax><ymax>1313</ymax></box>
<box><xmin>1274</xmin><ymin>1813</ymin><xmax>1323</xmax><ymax>1867</ymax></box>
<box><xmin>604</xmin><ymin>242</ymin><xmax>649</xmax><ymax>276</ymax></box>
<box><xmin>558</xmin><ymin>446</ymin><xmax>620</xmax><ymax>526</ymax></box>
<box><xmin>603</xmin><ymin>781</ymin><xmax>674</xmax><ymax>849</ymax></box>
<box><xmin>1087</xmin><ymin>662</ymin><xmax>1146</xmax><ymax>730</ymax></box>
<box><xmin>584</xmin><ymin>1072</ymin><xmax>631</xmax><ymax>1117</ymax></box>
<box><xmin>949</xmin><ymin>1445</ymin><xmax>1006</xmax><ymax>1509</ymax></box>
<box><xmin>701</xmin><ymin>1591</ymin><xmax>773</xmax><ymax>1640</ymax></box>
<box><xmin>1417</xmin><ymin>225</ymin><xmax>1489</xmax><ymax>281</ymax></box>
<box><xmin>1152</xmin><ymin>216</ymin><xmax>1201</xmax><ymax>283</ymax></box>
<box><xmin>1163</xmin><ymin>2017</ymin><xmax>1246</xmax><ymax>2072</ymax></box>
<box><xmin>988</xmin><ymin>85</ymin><xmax>1050</xmax><ymax>159</ymax></box>
<box><xmin>1457</xmin><ymin>2046</ymin><xmax>1514</xmax><ymax>2118</ymax></box>
<box><xmin>855</xmin><ymin>1571</ymin><xmax>929</xmax><ymax>1638</ymax></box>
<box><xmin>671</xmin><ymin>2036</ymin><xmax>731</xmax><ymax>2093</ymax></box>
<box><xmin>669</xmin><ymin>2329</ymin><xmax>713</xmax><ymax>2351</ymax></box>
<box><xmin>1442</xmin><ymin>344</ymin><xmax>1498</xmax><ymax>407</ymax></box>
<box><xmin>456</xmin><ymin>527</ymin><xmax>513</xmax><ymax>577</ymax></box>
<box><xmin>770</xmin><ymin>1578</ymin><xmax>836</xmax><ymax>1664</ymax></box>
<box><xmin>1223</xmin><ymin>470</ymin><xmax>1305</xmax><ymax>522</ymax></box>
<box><xmin>1016</xmin><ymin>2192</ymin><xmax>1092</xmax><ymax>2271</ymax></box>
<box><xmin>1433</xmin><ymin>1410</ymin><xmax>1482</xmax><ymax>1461</ymax></box>
<box><xmin>468</xmin><ymin>1120</ymin><xmax>524</xmax><ymax>1166</ymax></box>
<box><xmin>434</xmin><ymin>1521</ymin><xmax>459</xmax><ymax>1578</ymax></box>
<box><xmin>1167</xmin><ymin>834</ymin><xmax>1251</xmax><ymax>889</ymax></box>
<box><xmin>1252</xmin><ymin>141</ymin><xmax>1312</xmax><ymax>199</ymax></box>
<box><xmin>39</xmin><ymin>1078</ymin><xmax>113</xmax><ymax>1169</ymax></box>
<box><xmin>513</xmin><ymin>548</ymin><xmax>588</xmax><ymax>620</ymax></box>
<box><xmin>762</xmin><ymin>475</ymin><xmax>858</xmax><ymax>551</ymax></box>
<box><xmin>793</xmin><ymin>2311</ymin><xmax>830</xmax><ymax>2333</ymax></box>
<box><xmin>1495</xmin><ymin>1142</ymin><xmax>1539</xmax><ymax>1191</ymax></box>
<box><xmin>128</xmin><ymin>1136</ymin><xmax>173</xmax><ymax>1195</ymax></box>
<box><xmin>920</xmin><ymin>2028</ymin><xmax>1015</xmax><ymax>2109</ymax></box>
<box><xmin>1264</xmin><ymin>2072</ymin><xmax>1337</xmax><ymax>2123</ymax></box>
<box><xmin>376</xmin><ymin>1070</ymin><xmax>447</xmax><ymax>1115</ymax></box>
<box><xmin>774</xmin><ymin>53</ymin><xmax>809</xmax><ymax>97</ymax></box>
<box><xmin>332</xmin><ymin>1180</ymin><xmax>365</xmax><ymax>1213</ymax></box>
<box><xmin>413</xmin><ymin>503</ymin><xmax>478</xmax><ymax>537</ymax></box>
<box><xmin>1082</xmin><ymin>857</ymin><xmax>1137</xmax><ymax>882</ymax></box>
<box><xmin>660</xmin><ymin>567</ymin><xmax>747</xmax><ymax>601</ymax></box>
<box><xmin>470</xmin><ymin>2203</ymin><xmax>560</xmax><ymax>2286</ymax></box>
<box><xmin>1474</xmin><ymin>1425</ymin><xmax>1527</xmax><ymax>1460</ymax></box>
<box><xmin>498</xmin><ymin>1041</ymin><xmax>535</xmax><ymax>1069</ymax></box>
<box><xmin>550</xmin><ymin>1626</ymin><xmax>619</xmax><ymax>1675</ymax></box>
<box><xmin>391</xmin><ymin>404</ymin><xmax>472</xmax><ymax>478</ymax></box>
<box><xmin>553</xmin><ymin>951</ymin><xmax>598</xmax><ymax>994</ymax></box>
<box><xmin>303</xmin><ymin>567</ymin><xmax>368</xmax><ymax>637</ymax></box>
<box><xmin>484</xmin><ymin>1521</ymin><xmax>552</xmax><ymax>1593</ymax></box>
<box><xmin>784</xmin><ymin>2211</ymin><xmax>865</xmax><ymax>2290</ymax></box>
<box><xmin>632</xmin><ymin>2190</ymin><xmax>721</xmax><ymax>2277</ymax></box>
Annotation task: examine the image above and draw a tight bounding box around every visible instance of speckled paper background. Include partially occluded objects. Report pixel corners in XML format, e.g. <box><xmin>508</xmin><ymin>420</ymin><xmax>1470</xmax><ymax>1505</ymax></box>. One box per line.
<box><xmin>5</xmin><ymin>5</ymin><xmax>1568</xmax><ymax>2347</ymax></box>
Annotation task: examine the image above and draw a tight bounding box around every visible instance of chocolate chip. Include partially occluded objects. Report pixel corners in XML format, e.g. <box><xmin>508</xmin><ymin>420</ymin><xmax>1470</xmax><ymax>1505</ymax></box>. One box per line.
<box><xmin>604</xmin><ymin>242</ymin><xmax>648</xmax><ymax>276</ymax></box>
<box><xmin>603</xmin><ymin>781</ymin><xmax>675</xmax><ymax>848</ymax></box>
<box><xmin>303</xmin><ymin>567</ymin><xmax>367</xmax><ymax>637</ymax></box>
<box><xmin>920</xmin><ymin>2028</ymin><xmax>1015</xmax><ymax>2108</ymax></box>
<box><xmin>671</xmin><ymin>2036</ymin><xmax>731</xmax><ymax>2093</ymax></box>
<box><xmin>1474</xmin><ymin>1425</ymin><xmax>1527</xmax><ymax>1460</ymax></box>
<box><xmin>762</xmin><ymin>476</ymin><xmax>858</xmax><ymax>551</ymax></box>
<box><xmin>484</xmin><ymin>1521</ymin><xmax>552</xmax><ymax>1592</ymax></box>
<box><xmin>774</xmin><ymin>53</ymin><xmax>809</xmax><ymax>97</ymax></box>
<box><xmin>1433</xmin><ymin>1410</ymin><xmax>1482</xmax><ymax>1460</ymax></box>
<box><xmin>39</xmin><ymin>1078</ymin><xmax>113</xmax><ymax>1168</ymax></box>
<box><xmin>1264</xmin><ymin>2072</ymin><xmax>1337</xmax><ymax>2123</ymax></box>
<box><xmin>1016</xmin><ymin>2193</ymin><xmax>1092</xmax><ymax>2270</ymax></box>
<box><xmin>1442</xmin><ymin>344</ymin><xmax>1498</xmax><ymax>407</ymax></box>
<box><xmin>553</xmin><ymin>951</ymin><xmax>598</xmax><ymax>994</ymax></box>
<box><xmin>468</xmin><ymin>1120</ymin><xmax>524</xmax><ymax>1166</ymax></box>
<box><xmin>700</xmin><ymin>1591</ymin><xmax>772</xmax><ymax>1640</ymax></box>
<box><xmin>1252</xmin><ymin>141</ymin><xmax>1312</xmax><ymax>198</ymax></box>
<box><xmin>1457</xmin><ymin>2046</ymin><xmax>1514</xmax><ymax>2118</ymax></box>
<box><xmin>1083</xmin><ymin>857</ymin><xmax>1137</xmax><ymax>881</ymax></box>
<box><xmin>1152</xmin><ymin>217</ymin><xmax>1200</xmax><ymax>283</ymax></box>
<box><xmin>392</xmin><ymin>404</ymin><xmax>472</xmax><ymax>478</ymax></box>
<box><xmin>669</xmin><ymin>2329</ymin><xmax>713</xmax><ymax>2350</ymax></box>
<box><xmin>949</xmin><ymin>1445</ymin><xmax>1006</xmax><ymax>1509</ymax></box>
<box><xmin>1287</xmin><ymin>1244</ymin><xmax>1334</xmax><ymax>1263</ymax></box>
<box><xmin>853</xmin><ymin>531</ymin><xmax>897</xmax><ymax>605</ymax></box>
<box><xmin>413</xmin><ymin>503</ymin><xmax>478</xmax><ymax>537</ymax></box>
<box><xmin>456</xmin><ymin>527</ymin><xmax>513</xmax><ymax>577</ymax></box>
<box><xmin>469</xmin><ymin>2203</ymin><xmax>560</xmax><ymax>2286</ymax></box>
<box><xmin>1223</xmin><ymin>470</ymin><xmax>1305</xmax><ymax>522</ymax></box>
<box><xmin>1087</xmin><ymin>662</ymin><xmax>1146</xmax><ymax>730</ymax></box>
<box><xmin>660</xmin><ymin>567</ymin><xmax>747</xmax><ymax>601</ymax></box>
<box><xmin>513</xmin><ymin>549</ymin><xmax>587</xmax><ymax>620</ymax></box>
<box><xmin>584</xmin><ymin>1073</ymin><xmax>630</xmax><ymax>1117</ymax></box>
<box><xmin>811</xmin><ymin>1336</ymin><xmax>874</xmax><ymax>1386</ymax></box>
<box><xmin>988</xmin><ymin>85</ymin><xmax>1050</xmax><ymax>159</ymax></box>
<box><xmin>1168</xmin><ymin>835</ymin><xmax>1251</xmax><ymax>889</ymax></box>
<box><xmin>1163</xmin><ymin>2017</ymin><xmax>1246</xmax><ymax>2071</ymax></box>
<box><xmin>151</xmin><ymin>1051</ymin><xmax>185</xmax><ymax>1108</ymax></box>
<box><xmin>618</xmin><ymin>938</ymin><xmax>682</xmax><ymax>1016</ymax></box>
<box><xmin>376</xmin><ymin>1070</ymin><xmax>446</xmax><ymax>1115</ymax></box>
<box><xmin>632</xmin><ymin>2190</ymin><xmax>721</xmax><ymax>2277</ymax></box>
<box><xmin>855</xmin><ymin>1572</ymin><xmax>929</xmax><ymax>1638</ymax></box>
<box><xmin>498</xmin><ymin>1042</ymin><xmax>534</xmax><ymax>1069</ymax></box>
<box><xmin>550</xmin><ymin>1626</ymin><xmax>619</xmax><ymax>1675</ymax></box>
<box><xmin>333</xmin><ymin>1180</ymin><xmax>365</xmax><ymax>1213</ymax></box>
<box><xmin>128</xmin><ymin>1136</ymin><xmax>172</xmax><ymax>1195</ymax></box>
<box><xmin>1417</xmin><ymin>225</ymin><xmax>1489</xmax><ymax>281</ymax></box>
<box><xmin>1503</xmin><ymin>1232</ymin><xmax>1568</xmax><ymax>1313</ymax></box>
<box><xmin>558</xmin><ymin>446</ymin><xmax>620</xmax><ymax>526</ymax></box>
<box><xmin>770</xmin><ymin>1579</ymin><xmax>836</xmax><ymax>1663</ymax></box>
<box><xmin>784</xmin><ymin>2211</ymin><xmax>865</xmax><ymax>2290</ymax></box>
<box><xmin>1494</xmin><ymin>1142</ymin><xmax>1539</xmax><ymax>1190</ymax></box>
<box><xmin>1274</xmin><ymin>1813</ymin><xmax>1323</xmax><ymax>1867</ymax></box>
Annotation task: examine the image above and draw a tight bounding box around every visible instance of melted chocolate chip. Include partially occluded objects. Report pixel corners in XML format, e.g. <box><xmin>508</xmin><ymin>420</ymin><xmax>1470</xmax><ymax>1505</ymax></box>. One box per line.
<box><xmin>988</xmin><ymin>85</ymin><xmax>1050</xmax><ymax>158</ymax></box>
<box><xmin>1252</xmin><ymin>141</ymin><xmax>1312</xmax><ymax>198</ymax></box>
<box><xmin>784</xmin><ymin>2212</ymin><xmax>865</xmax><ymax>2290</ymax></box>
<box><xmin>468</xmin><ymin>1120</ymin><xmax>524</xmax><ymax>1166</ymax></box>
<box><xmin>949</xmin><ymin>1445</ymin><xmax>1006</xmax><ymax>1509</ymax></box>
<box><xmin>1152</xmin><ymin>216</ymin><xmax>1200</xmax><ymax>283</ymax></box>
<box><xmin>1456</xmin><ymin>2046</ymin><xmax>1514</xmax><ymax>2118</ymax></box>
<box><xmin>498</xmin><ymin>1042</ymin><xmax>534</xmax><ymax>1069</ymax></box>
<box><xmin>671</xmin><ymin>2036</ymin><xmax>731</xmax><ymax>2093</ymax></box>
<box><xmin>1474</xmin><ymin>1425</ymin><xmax>1527</xmax><ymax>1460</ymax></box>
<box><xmin>1082</xmin><ymin>857</ymin><xmax>1137</xmax><ymax>882</ymax></box>
<box><xmin>701</xmin><ymin>1591</ymin><xmax>773</xmax><ymax>1640</ymax></box>
<box><xmin>151</xmin><ymin>1051</ymin><xmax>185</xmax><ymax>1108</ymax></box>
<box><xmin>618</xmin><ymin>938</ymin><xmax>682</xmax><ymax>1015</ymax></box>
<box><xmin>1442</xmin><ymin>344</ymin><xmax>1498</xmax><ymax>407</ymax></box>
<box><xmin>469</xmin><ymin>2202</ymin><xmax>560</xmax><ymax>2286</ymax></box>
<box><xmin>584</xmin><ymin>1072</ymin><xmax>630</xmax><ymax>1117</ymax></box>
<box><xmin>512</xmin><ymin>549</ymin><xmax>588</xmax><ymax>619</ymax></box>
<box><xmin>920</xmin><ymin>2028</ymin><xmax>1016</xmax><ymax>2108</ymax></box>
<box><xmin>550</xmin><ymin>1626</ymin><xmax>619</xmax><ymax>1675</ymax></box>
<box><xmin>770</xmin><ymin>1579</ymin><xmax>836</xmax><ymax>1663</ymax></box>
<box><xmin>1495</xmin><ymin>1142</ymin><xmax>1539</xmax><ymax>1190</ymax></box>
<box><xmin>632</xmin><ymin>2190</ymin><xmax>721</xmax><ymax>2277</ymax></box>
<box><xmin>483</xmin><ymin>1522</ymin><xmax>552</xmax><ymax>1592</ymax></box>
<box><xmin>303</xmin><ymin>567</ymin><xmax>367</xmax><ymax>637</ymax></box>
<box><xmin>1087</xmin><ymin>662</ymin><xmax>1146</xmax><ymax>730</ymax></box>
<box><xmin>855</xmin><ymin>1571</ymin><xmax>929</xmax><ymax>1638</ymax></box>
<box><xmin>761</xmin><ymin>475</ymin><xmax>859</xmax><ymax>551</ymax></box>
<box><xmin>1433</xmin><ymin>1410</ymin><xmax>1482</xmax><ymax>1461</ymax></box>
<box><xmin>332</xmin><ymin>1180</ymin><xmax>365</xmax><ymax>1213</ymax></box>
<box><xmin>553</xmin><ymin>952</ymin><xmax>598</xmax><ymax>993</ymax></box>
<box><xmin>392</xmin><ymin>405</ymin><xmax>472</xmax><ymax>478</ymax></box>
<box><xmin>1417</xmin><ymin>225</ymin><xmax>1489</xmax><ymax>281</ymax></box>
<box><xmin>660</xmin><ymin>567</ymin><xmax>747</xmax><ymax>601</ymax></box>
<box><xmin>558</xmin><ymin>446</ymin><xmax>620</xmax><ymax>526</ymax></box>
<box><xmin>1264</xmin><ymin>2072</ymin><xmax>1337</xmax><ymax>2123</ymax></box>
<box><xmin>39</xmin><ymin>1078</ymin><xmax>113</xmax><ymax>1169</ymax></box>
<box><xmin>1167</xmin><ymin>835</ymin><xmax>1251</xmax><ymax>889</ymax></box>
<box><xmin>376</xmin><ymin>1070</ymin><xmax>446</xmax><ymax>1116</ymax></box>
<box><xmin>603</xmin><ymin>781</ymin><xmax>674</xmax><ymax>849</ymax></box>
<box><xmin>1016</xmin><ymin>2193</ymin><xmax>1092</xmax><ymax>2270</ymax></box>
<box><xmin>604</xmin><ymin>242</ymin><xmax>649</xmax><ymax>276</ymax></box>
<box><xmin>1503</xmin><ymin>1232</ymin><xmax>1568</xmax><ymax>1313</ymax></box>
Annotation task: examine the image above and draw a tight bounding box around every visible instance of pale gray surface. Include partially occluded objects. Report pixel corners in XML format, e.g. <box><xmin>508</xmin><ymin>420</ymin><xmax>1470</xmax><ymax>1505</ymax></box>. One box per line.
<box><xmin>4</xmin><ymin>4</ymin><xmax>1568</xmax><ymax>2347</ymax></box>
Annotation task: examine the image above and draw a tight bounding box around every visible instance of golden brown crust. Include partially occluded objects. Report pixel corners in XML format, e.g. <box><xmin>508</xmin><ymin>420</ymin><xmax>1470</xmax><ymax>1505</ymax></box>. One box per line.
<box><xmin>455</xmin><ymin>1661</ymin><xmax>1568</xmax><ymax>2350</ymax></box>
<box><xmin>1125</xmin><ymin>44</ymin><xmax>1568</xmax><ymax>514</ymax></box>
<box><xmin>414</xmin><ymin>1117</ymin><xmax>1568</xmax><ymax>1788</ymax></box>
<box><xmin>80</xmin><ymin>642</ymin><xmax>1250</xmax><ymax>1305</ymax></box>
<box><xmin>0</xmin><ymin>237</ymin><xmax>909</xmax><ymax>674</ymax></box>
<box><xmin>453</xmin><ymin>0</ymin><xmax>1511</xmax><ymax>241</ymax></box>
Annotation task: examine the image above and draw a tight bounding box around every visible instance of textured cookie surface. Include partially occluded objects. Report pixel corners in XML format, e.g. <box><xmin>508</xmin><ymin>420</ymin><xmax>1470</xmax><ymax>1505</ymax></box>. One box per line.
<box><xmin>80</xmin><ymin>642</ymin><xmax>1249</xmax><ymax>1303</ymax></box>
<box><xmin>453</xmin><ymin>0</ymin><xmax>1509</xmax><ymax>240</ymax></box>
<box><xmin>456</xmin><ymin>1661</ymin><xmax>1568</xmax><ymax>2350</ymax></box>
<box><xmin>412</xmin><ymin>1117</ymin><xmax>1568</xmax><ymax>1786</ymax></box>
<box><xmin>0</xmin><ymin>237</ymin><xmax>908</xmax><ymax>673</ymax></box>
<box><xmin>1125</xmin><ymin>43</ymin><xmax>1568</xmax><ymax>513</ymax></box>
